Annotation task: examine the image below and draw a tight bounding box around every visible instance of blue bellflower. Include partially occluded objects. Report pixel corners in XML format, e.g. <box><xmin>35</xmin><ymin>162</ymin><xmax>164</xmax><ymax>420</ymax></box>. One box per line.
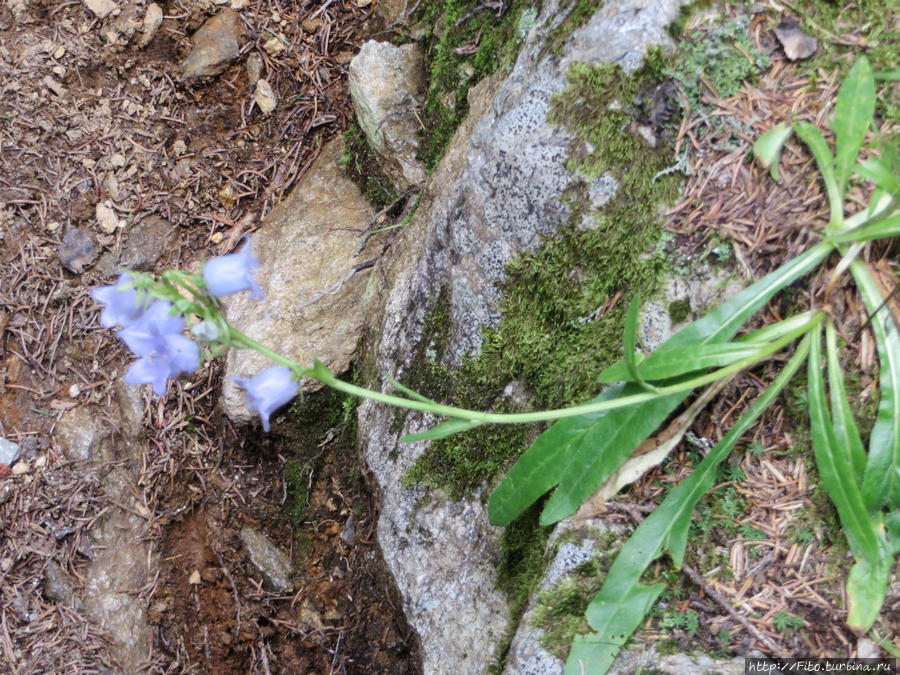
<box><xmin>233</xmin><ymin>366</ymin><xmax>299</xmax><ymax>432</ymax></box>
<box><xmin>91</xmin><ymin>274</ymin><xmax>148</xmax><ymax>328</ymax></box>
<box><xmin>117</xmin><ymin>301</ymin><xmax>200</xmax><ymax>396</ymax></box>
<box><xmin>203</xmin><ymin>237</ymin><xmax>264</xmax><ymax>300</ymax></box>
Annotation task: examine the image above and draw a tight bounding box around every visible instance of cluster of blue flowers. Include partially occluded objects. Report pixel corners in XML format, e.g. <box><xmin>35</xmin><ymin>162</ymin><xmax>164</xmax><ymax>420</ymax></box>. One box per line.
<box><xmin>91</xmin><ymin>238</ymin><xmax>299</xmax><ymax>432</ymax></box>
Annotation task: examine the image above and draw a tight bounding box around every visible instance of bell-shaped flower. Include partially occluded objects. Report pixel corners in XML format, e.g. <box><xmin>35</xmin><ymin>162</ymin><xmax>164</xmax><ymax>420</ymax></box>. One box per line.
<box><xmin>124</xmin><ymin>335</ymin><xmax>199</xmax><ymax>396</ymax></box>
<box><xmin>117</xmin><ymin>300</ymin><xmax>199</xmax><ymax>396</ymax></box>
<box><xmin>202</xmin><ymin>237</ymin><xmax>263</xmax><ymax>300</ymax></box>
<box><xmin>232</xmin><ymin>366</ymin><xmax>298</xmax><ymax>432</ymax></box>
<box><xmin>117</xmin><ymin>301</ymin><xmax>185</xmax><ymax>357</ymax></box>
<box><xmin>91</xmin><ymin>274</ymin><xmax>148</xmax><ymax>328</ymax></box>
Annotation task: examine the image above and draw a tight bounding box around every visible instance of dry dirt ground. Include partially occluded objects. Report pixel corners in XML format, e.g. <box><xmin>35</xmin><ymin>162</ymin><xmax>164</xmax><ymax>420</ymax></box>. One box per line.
<box><xmin>0</xmin><ymin>0</ymin><xmax>420</xmax><ymax>672</ymax></box>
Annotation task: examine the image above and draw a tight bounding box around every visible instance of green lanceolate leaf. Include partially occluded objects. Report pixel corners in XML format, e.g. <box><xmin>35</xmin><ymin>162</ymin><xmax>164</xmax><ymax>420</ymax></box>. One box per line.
<box><xmin>753</xmin><ymin>122</ymin><xmax>793</xmax><ymax>182</ymax></box>
<box><xmin>598</xmin><ymin>342</ymin><xmax>768</xmax><ymax>383</ymax></box>
<box><xmin>851</xmin><ymin>258</ymin><xmax>900</xmax><ymax>510</ymax></box>
<box><xmin>855</xmin><ymin>157</ymin><xmax>900</xmax><ymax>196</ymax></box>
<box><xmin>833</xmin><ymin>56</ymin><xmax>875</xmax><ymax>197</ymax></box>
<box><xmin>808</xmin><ymin>323</ymin><xmax>880</xmax><ymax>562</ymax></box>
<box><xmin>488</xmin><ymin>242</ymin><xmax>832</xmax><ymax>527</ymax></box>
<box><xmin>564</xmin><ymin>337</ymin><xmax>811</xmax><ymax>675</ymax></box>
<box><xmin>829</xmin><ymin>213</ymin><xmax>900</xmax><ymax>244</ymax></box>
<box><xmin>794</xmin><ymin>121</ymin><xmax>842</xmax><ymax>228</ymax></box>
<box><xmin>825</xmin><ymin>321</ymin><xmax>867</xmax><ymax>482</ymax></box>
<box><xmin>847</xmin><ymin>553</ymin><xmax>890</xmax><ymax>634</ymax></box>
<box><xmin>401</xmin><ymin>418</ymin><xmax>483</xmax><ymax>442</ymax></box>
<box><xmin>487</xmin><ymin>384</ymin><xmax>628</xmax><ymax>526</ymax></box>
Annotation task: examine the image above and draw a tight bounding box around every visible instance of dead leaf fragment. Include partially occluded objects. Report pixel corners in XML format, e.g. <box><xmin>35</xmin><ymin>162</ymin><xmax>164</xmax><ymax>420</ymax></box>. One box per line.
<box><xmin>773</xmin><ymin>17</ymin><xmax>817</xmax><ymax>61</ymax></box>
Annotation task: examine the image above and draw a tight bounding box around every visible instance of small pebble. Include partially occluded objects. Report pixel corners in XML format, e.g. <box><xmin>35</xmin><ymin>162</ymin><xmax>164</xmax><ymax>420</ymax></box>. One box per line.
<box><xmin>69</xmin><ymin>384</ymin><xmax>82</xmax><ymax>398</ymax></box>
<box><xmin>11</xmin><ymin>461</ymin><xmax>30</xmax><ymax>475</ymax></box>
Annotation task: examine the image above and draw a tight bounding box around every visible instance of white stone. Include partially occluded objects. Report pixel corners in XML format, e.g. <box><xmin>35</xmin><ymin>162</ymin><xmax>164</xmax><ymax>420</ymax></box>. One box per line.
<box><xmin>83</xmin><ymin>0</ymin><xmax>117</xmax><ymax>19</ymax></box>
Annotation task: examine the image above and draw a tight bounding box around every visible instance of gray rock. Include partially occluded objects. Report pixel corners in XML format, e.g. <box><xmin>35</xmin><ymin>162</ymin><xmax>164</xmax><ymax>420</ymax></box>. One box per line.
<box><xmin>374</xmin><ymin>0</ymin><xmax>408</xmax><ymax>26</ymax></box>
<box><xmin>83</xmin><ymin>0</ymin><xmax>116</xmax><ymax>19</ymax></box>
<box><xmin>609</xmin><ymin>648</ymin><xmax>744</xmax><ymax>674</ymax></box>
<box><xmin>0</xmin><ymin>438</ymin><xmax>20</xmax><ymax>465</ymax></box>
<box><xmin>240</xmin><ymin>527</ymin><xmax>293</xmax><ymax>593</ymax></box>
<box><xmin>221</xmin><ymin>137</ymin><xmax>375</xmax><ymax>425</ymax></box>
<box><xmin>640</xmin><ymin>262</ymin><xmax>744</xmax><ymax>352</ymax></box>
<box><xmin>43</xmin><ymin>561</ymin><xmax>83</xmax><ymax>609</ymax></box>
<box><xmin>54</xmin><ymin>407</ymin><xmax>102</xmax><ymax>462</ymax></box>
<box><xmin>78</xmin><ymin>379</ymin><xmax>154</xmax><ymax>672</ymax></box>
<box><xmin>138</xmin><ymin>3</ymin><xmax>163</xmax><ymax>47</ymax></box>
<box><xmin>504</xmin><ymin>519</ymin><xmax>624</xmax><ymax>675</ymax></box>
<box><xmin>357</xmin><ymin>1</ymin><xmax>685</xmax><ymax>671</ymax></box>
<box><xmin>96</xmin><ymin>214</ymin><xmax>176</xmax><ymax>276</ymax></box>
<box><xmin>59</xmin><ymin>228</ymin><xmax>96</xmax><ymax>274</ymax></box>
<box><xmin>246</xmin><ymin>51</ymin><xmax>263</xmax><ymax>87</ymax></box>
<box><xmin>181</xmin><ymin>9</ymin><xmax>243</xmax><ymax>79</ymax></box>
<box><xmin>349</xmin><ymin>41</ymin><xmax>427</xmax><ymax>190</ymax></box>
<box><xmin>120</xmin><ymin>215</ymin><xmax>176</xmax><ymax>270</ymax></box>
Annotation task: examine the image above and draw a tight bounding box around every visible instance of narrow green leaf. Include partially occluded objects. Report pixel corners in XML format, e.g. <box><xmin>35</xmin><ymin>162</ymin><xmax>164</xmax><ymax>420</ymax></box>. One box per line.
<box><xmin>808</xmin><ymin>324</ymin><xmax>880</xmax><ymax>562</ymax></box>
<box><xmin>825</xmin><ymin>321</ymin><xmax>867</xmax><ymax>482</ymax></box>
<box><xmin>623</xmin><ymin>294</ymin><xmax>658</xmax><ymax>392</ymax></box>
<box><xmin>401</xmin><ymin>418</ymin><xmax>483</xmax><ymax>442</ymax></box>
<box><xmin>753</xmin><ymin>122</ymin><xmax>793</xmax><ymax>182</ymax></box>
<box><xmin>566</xmin><ymin>338</ymin><xmax>810</xmax><ymax>675</ymax></box>
<box><xmin>855</xmin><ymin>157</ymin><xmax>900</xmax><ymax>195</ymax></box>
<box><xmin>851</xmin><ymin>257</ymin><xmax>900</xmax><ymax>510</ymax></box>
<box><xmin>794</xmin><ymin>121</ymin><xmax>842</xmax><ymax>227</ymax></box>
<box><xmin>833</xmin><ymin>56</ymin><xmax>875</xmax><ymax>197</ymax></box>
<box><xmin>488</xmin><ymin>385</ymin><xmax>627</xmax><ymax>526</ymax></box>
<box><xmin>829</xmin><ymin>213</ymin><xmax>900</xmax><ymax>244</ymax></box>
<box><xmin>874</xmin><ymin>70</ymin><xmax>900</xmax><ymax>81</ymax></box>
<box><xmin>598</xmin><ymin>342</ymin><xmax>767</xmax><ymax>383</ymax></box>
<box><xmin>565</xmin><ymin>585</ymin><xmax>663</xmax><ymax>675</ymax></box>
<box><xmin>488</xmin><ymin>243</ymin><xmax>832</xmax><ymax>527</ymax></box>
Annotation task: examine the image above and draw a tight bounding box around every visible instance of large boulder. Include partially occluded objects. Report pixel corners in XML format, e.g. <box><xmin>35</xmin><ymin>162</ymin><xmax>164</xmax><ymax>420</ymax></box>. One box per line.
<box><xmin>357</xmin><ymin>0</ymin><xmax>685</xmax><ymax>672</ymax></box>
<box><xmin>222</xmin><ymin>137</ymin><xmax>376</xmax><ymax>426</ymax></box>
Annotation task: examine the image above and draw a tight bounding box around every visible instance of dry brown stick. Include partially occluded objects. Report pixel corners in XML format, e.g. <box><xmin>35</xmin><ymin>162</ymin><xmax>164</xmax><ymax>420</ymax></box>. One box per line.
<box><xmin>681</xmin><ymin>562</ymin><xmax>782</xmax><ymax>655</ymax></box>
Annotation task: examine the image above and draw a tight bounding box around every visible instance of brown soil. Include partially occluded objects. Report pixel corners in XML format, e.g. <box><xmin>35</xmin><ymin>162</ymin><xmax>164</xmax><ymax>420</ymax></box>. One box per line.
<box><xmin>0</xmin><ymin>0</ymin><xmax>420</xmax><ymax>672</ymax></box>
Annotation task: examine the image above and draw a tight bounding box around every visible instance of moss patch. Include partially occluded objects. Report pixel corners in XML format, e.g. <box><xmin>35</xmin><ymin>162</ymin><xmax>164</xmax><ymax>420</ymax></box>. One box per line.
<box><xmin>340</xmin><ymin>122</ymin><xmax>399</xmax><ymax>210</ymax></box>
<box><xmin>281</xmin><ymin>387</ymin><xmax>356</xmax><ymax>523</ymax></box>
<box><xmin>663</xmin><ymin>15</ymin><xmax>769</xmax><ymax>110</ymax></box>
<box><xmin>530</xmin><ymin>528</ymin><xmax>623</xmax><ymax>661</ymax></box>
<box><xmin>413</xmin><ymin>0</ymin><xmax>536</xmax><ymax>169</ymax></box>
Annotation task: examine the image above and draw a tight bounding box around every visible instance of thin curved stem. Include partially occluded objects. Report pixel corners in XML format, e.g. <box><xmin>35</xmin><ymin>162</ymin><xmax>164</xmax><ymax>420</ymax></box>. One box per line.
<box><xmin>226</xmin><ymin>311</ymin><xmax>825</xmax><ymax>426</ymax></box>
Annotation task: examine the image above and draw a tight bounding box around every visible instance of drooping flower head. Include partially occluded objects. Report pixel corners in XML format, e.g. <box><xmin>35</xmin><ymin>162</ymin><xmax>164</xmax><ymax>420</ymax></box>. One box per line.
<box><xmin>117</xmin><ymin>300</ymin><xmax>200</xmax><ymax>396</ymax></box>
<box><xmin>203</xmin><ymin>236</ymin><xmax>263</xmax><ymax>300</ymax></box>
<box><xmin>232</xmin><ymin>366</ymin><xmax>299</xmax><ymax>432</ymax></box>
<box><xmin>91</xmin><ymin>274</ymin><xmax>149</xmax><ymax>328</ymax></box>
<box><xmin>124</xmin><ymin>336</ymin><xmax>200</xmax><ymax>396</ymax></box>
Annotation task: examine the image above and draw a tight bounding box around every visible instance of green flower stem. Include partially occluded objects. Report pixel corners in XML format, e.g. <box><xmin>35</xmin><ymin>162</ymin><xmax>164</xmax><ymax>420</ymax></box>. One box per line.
<box><xmin>226</xmin><ymin>311</ymin><xmax>825</xmax><ymax>426</ymax></box>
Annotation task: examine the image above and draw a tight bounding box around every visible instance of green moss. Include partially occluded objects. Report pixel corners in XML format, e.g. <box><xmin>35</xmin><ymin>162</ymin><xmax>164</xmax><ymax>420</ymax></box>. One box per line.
<box><xmin>415</xmin><ymin>0</ymin><xmax>537</xmax><ymax>169</ymax></box>
<box><xmin>340</xmin><ymin>123</ymin><xmax>399</xmax><ymax>209</ymax></box>
<box><xmin>530</xmin><ymin>529</ymin><xmax>622</xmax><ymax>661</ymax></box>
<box><xmin>541</xmin><ymin>0</ymin><xmax>600</xmax><ymax>59</ymax></box>
<box><xmin>281</xmin><ymin>387</ymin><xmax>356</xmax><ymax>523</ymax></box>
<box><xmin>665</xmin><ymin>15</ymin><xmax>769</xmax><ymax>110</ymax></box>
<box><xmin>668</xmin><ymin>299</ymin><xmax>691</xmax><ymax>324</ymax></box>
